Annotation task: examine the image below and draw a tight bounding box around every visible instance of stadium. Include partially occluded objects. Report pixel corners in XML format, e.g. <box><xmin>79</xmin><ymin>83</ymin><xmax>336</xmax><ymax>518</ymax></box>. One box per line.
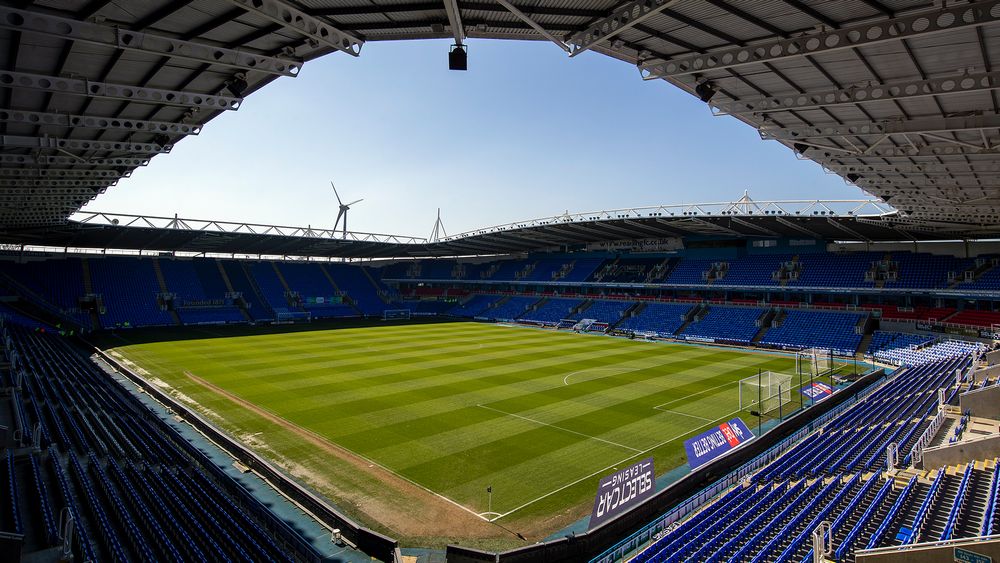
<box><xmin>2</xmin><ymin>0</ymin><xmax>1000</xmax><ymax>562</ymax></box>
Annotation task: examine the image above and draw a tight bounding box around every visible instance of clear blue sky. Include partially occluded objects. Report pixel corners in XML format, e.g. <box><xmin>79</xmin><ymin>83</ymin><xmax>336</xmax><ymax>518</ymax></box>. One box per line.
<box><xmin>88</xmin><ymin>39</ymin><xmax>869</xmax><ymax>238</ymax></box>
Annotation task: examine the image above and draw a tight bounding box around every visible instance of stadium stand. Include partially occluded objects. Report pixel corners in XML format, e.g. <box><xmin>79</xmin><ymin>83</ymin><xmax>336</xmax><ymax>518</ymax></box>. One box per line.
<box><xmin>221</xmin><ymin>261</ymin><xmax>274</xmax><ymax>321</ymax></box>
<box><xmin>616</xmin><ymin>302</ymin><xmax>692</xmax><ymax>336</ymax></box>
<box><xmin>957</xmin><ymin>264</ymin><xmax>1000</xmax><ymax>291</ymax></box>
<box><xmin>794</xmin><ymin>252</ymin><xmax>876</xmax><ymax>288</ymax></box>
<box><xmin>484</xmin><ymin>296</ymin><xmax>538</xmax><ymax>321</ymax></box>
<box><xmin>760</xmin><ymin>310</ymin><xmax>864</xmax><ymax>356</ymax></box>
<box><xmin>325</xmin><ymin>264</ymin><xmax>387</xmax><ymax>315</ymax></box>
<box><xmin>0</xmin><ymin>259</ymin><xmax>90</xmax><ymax>328</ymax></box>
<box><xmin>665</xmin><ymin>259</ymin><xmax>719</xmax><ymax>285</ymax></box>
<box><xmin>448</xmin><ymin>295</ymin><xmax>500</xmax><ymax>318</ymax></box>
<box><xmin>558</xmin><ymin>258</ymin><xmax>604</xmax><ymax>283</ymax></box>
<box><xmin>248</xmin><ymin>262</ymin><xmax>294</xmax><ymax>313</ymax></box>
<box><xmin>948</xmin><ymin>309</ymin><xmax>1000</xmax><ymax>328</ymax></box>
<box><xmin>868</xmin><ymin>331</ymin><xmax>936</xmax><ymax>364</ymax></box>
<box><xmin>519</xmin><ymin>298</ymin><xmax>583</xmax><ymax>324</ymax></box>
<box><xmin>721</xmin><ymin>255</ymin><xmax>791</xmax><ymax>286</ymax></box>
<box><xmin>875</xmin><ymin>339</ymin><xmax>986</xmax><ymax>367</ymax></box>
<box><xmin>574</xmin><ymin>299</ymin><xmax>634</xmax><ymax>325</ymax></box>
<box><xmin>277</xmin><ymin>262</ymin><xmax>357</xmax><ymax>318</ymax></box>
<box><xmin>88</xmin><ymin>258</ymin><xmax>174</xmax><ymax>329</ymax></box>
<box><xmin>884</xmin><ymin>253</ymin><xmax>972</xmax><ymax>289</ymax></box>
<box><xmin>680</xmin><ymin>306</ymin><xmax>765</xmax><ymax>344</ymax></box>
<box><xmin>157</xmin><ymin>259</ymin><xmax>246</xmax><ymax>324</ymax></box>
<box><xmin>2</xmin><ymin>325</ymin><xmax>319</xmax><ymax>562</ymax></box>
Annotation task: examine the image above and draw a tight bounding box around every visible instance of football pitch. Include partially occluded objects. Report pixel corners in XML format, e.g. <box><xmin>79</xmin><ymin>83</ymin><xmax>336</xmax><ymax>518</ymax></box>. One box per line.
<box><xmin>109</xmin><ymin>321</ymin><xmax>815</xmax><ymax>546</ymax></box>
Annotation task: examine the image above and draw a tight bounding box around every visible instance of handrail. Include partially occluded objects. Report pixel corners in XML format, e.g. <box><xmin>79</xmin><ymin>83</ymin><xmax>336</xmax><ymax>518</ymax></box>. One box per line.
<box><xmin>910</xmin><ymin>406</ymin><xmax>947</xmax><ymax>466</ymax></box>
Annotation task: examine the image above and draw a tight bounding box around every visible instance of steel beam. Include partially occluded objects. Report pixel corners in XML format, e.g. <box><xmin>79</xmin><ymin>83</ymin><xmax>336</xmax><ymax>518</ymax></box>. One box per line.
<box><xmin>0</xmin><ymin>7</ymin><xmax>302</xmax><ymax>76</ymax></box>
<box><xmin>0</xmin><ymin>155</ymin><xmax>150</xmax><ymax>167</ymax></box>
<box><xmin>0</xmin><ymin>168</ymin><xmax>125</xmax><ymax>179</ymax></box>
<box><xmin>494</xmin><ymin>0</ymin><xmax>570</xmax><ymax>52</ymax></box>
<box><xmin>806</xmin><ymin>143</ymin><xmax>1000</xmax><ymax>159</ymax></box>
<box><xmin>856</xmin><ymin>177</ymin><xmax>990</xmax><ymax>187</ymax></box>
<box><xmin>710</xmin><ymin>71</ymin><xmax>1000</xmax><ymax>115</ymax></box>
<box><xmin>0</xmin><ymin>179</ymin><xmax>114</xmax><ymax>188</ymax></box>
<box><xmin>443</xmin><ymin>0</ymin><xmax>464</xmax><ymax>45</ymax></box>
<box><xmin>222</xmin><ymin>0</ymin><xmax>363</xmax><ymax>56</ymax></box>
<box><xmin>671</xmin><ymin>217</ymin><xmax>742</xmax><ymax>236</ymax></box>
<box><xmin>566</xmin><ymin>0</ymin><xmax>683</xmax><ymax>57</ymax></box>
<box><xmin>774</xmin><ymin>216</ymin><xmax>824</xmax><ymax>238</ymax></box>
<box><xmin>0</xmin><ymin>134</ymin><xmax>170</xmax><ymax>153</ymax></box>
<box><xmin>0</xmin><ymin>71</ymin><xmax>242</xmax><ymax>111</ymax></box>
<box><xmin>0</xmin><ymin>109</ymin><xmax>200</xmax><ymax>136</ymax></box>
<box><xmin>728</xmin><ymin>216</ymin><xmax>780</xmax><ymax>236</ymax></box>
<box><xmin>826</xmin><ymin>217</ymin><xmax>869</xmax><ymax>241</ymax></box>
<box><xmin>641</xmin><ymin>0</ymin><xmax>1000</xmax><ymax>78</ymax></box>
<box><xmin>761</xmin><ymin>113</ymin><xmax>1000</xmax><ymax>141</ymax></box>
<box><xmin>823</xmin><ymin>163</ymin><xmax>1000</xmax><ymax>175</ymax></box>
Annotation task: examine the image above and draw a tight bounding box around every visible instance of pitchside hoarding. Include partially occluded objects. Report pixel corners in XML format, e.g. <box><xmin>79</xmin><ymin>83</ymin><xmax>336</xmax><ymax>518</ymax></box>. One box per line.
<box><xmin>683</xmin><ymin>418</ymin><xmax>754</xmax><ymax>471</ymax></box>
<box><xmin>588</xmin><ymin>457</ymin><xmax>655</xmax><ymax>530</ymax></box>
<box><xmin>801</xmin><ymin>382</ymin><xmax>833</xmax><ymax>401</ymax></box>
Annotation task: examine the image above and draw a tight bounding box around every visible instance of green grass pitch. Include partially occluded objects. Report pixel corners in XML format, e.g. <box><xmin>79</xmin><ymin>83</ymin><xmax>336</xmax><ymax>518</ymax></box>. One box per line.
<box><xmin>110</xmin><ymin>321</ymin><xmax>810</xmax><ymax>544</ymax></box>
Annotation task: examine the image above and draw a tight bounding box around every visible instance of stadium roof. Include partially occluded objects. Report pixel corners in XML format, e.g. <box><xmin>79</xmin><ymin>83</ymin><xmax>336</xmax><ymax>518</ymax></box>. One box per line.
<box><xmin>0</xmin><ymin>197</ymin><xmax>983</xmax><ymax>258</ymax></box>
<box><xmin>3</xmin><ymin>0</ymin><xmax>1000</xmax><ymax>245</ymax></box>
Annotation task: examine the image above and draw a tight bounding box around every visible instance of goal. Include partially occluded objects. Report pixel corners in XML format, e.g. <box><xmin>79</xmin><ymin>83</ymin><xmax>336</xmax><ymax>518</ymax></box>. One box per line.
<box><xmin>383</xmin><ymin>309</ymin><xmax>411</xmax><ymax>321</ymax></box>
<box><xmin>739</xmin><ymin>371</ymin><xmax>794</xmax><ymax>416</ymax></box>
<box><xmin>797</xmin><ymin>347</ymin><xmax>832</xmax><ymax>376</ymax></box>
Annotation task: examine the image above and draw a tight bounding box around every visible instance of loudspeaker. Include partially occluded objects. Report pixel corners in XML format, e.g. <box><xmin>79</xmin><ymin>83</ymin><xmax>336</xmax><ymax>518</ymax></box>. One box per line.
<box><xmin>449</xmin><ymin>44</ymin><xmax>467</xmax><ymax>71</ymax></box>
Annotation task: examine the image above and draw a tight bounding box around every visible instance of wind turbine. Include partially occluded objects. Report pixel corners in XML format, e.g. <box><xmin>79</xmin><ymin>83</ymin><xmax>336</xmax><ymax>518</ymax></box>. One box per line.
<box><xmin>330</xmin><ymin>181</ymin><xmax>363</xmax><ymax>239</ymax></box>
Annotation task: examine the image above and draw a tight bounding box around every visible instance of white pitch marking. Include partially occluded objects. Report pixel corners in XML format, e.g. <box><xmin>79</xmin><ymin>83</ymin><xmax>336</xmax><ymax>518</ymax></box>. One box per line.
<box><xmin>651</xmin><ymin>379</ymin><xmax>740</xmax><ymax>410</ymax></box>
<box><xmin>654</xmin><ymin>408</ymin><xmax>714</xmax><ymax>422</ymax></box>
<box><xmin>477</xmin><ymin>404</ymin><xmax>643</xmax><ymax>453</ymax></box>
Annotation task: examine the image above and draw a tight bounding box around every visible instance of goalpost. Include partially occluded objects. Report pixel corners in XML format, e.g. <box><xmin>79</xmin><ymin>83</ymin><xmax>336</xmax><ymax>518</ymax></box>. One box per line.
<box><xmin>383</xmin><ymin>309</ymin><xmax>411</xmax><ymax>321</ymax></box>
<box><xmin>739</xmin><ymin>371</ymin><xmax>794</xmax><ymax>417</ymax></box>
<box><xmin>797</xmin><ymin>347</ymin><xmax>833</xmax><ymax>377</ymax></box>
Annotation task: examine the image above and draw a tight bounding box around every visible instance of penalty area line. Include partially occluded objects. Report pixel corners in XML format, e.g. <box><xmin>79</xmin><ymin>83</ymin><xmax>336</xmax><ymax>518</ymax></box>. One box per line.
<box><xmin>476</xmin><ymin>404</ymin><xmax>643</xmax><ymax>453</ymax></box>
<box><xmin>651</xmin><ymin>379</ymin><xmax>740</xmax><ymax>411</ymax></box>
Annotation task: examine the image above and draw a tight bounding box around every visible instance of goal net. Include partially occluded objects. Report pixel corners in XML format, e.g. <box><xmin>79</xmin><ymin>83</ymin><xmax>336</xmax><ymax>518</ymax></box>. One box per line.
<box><xmin>383</xmin><ymin>309</ymin><xmax>411</xmax><ymax>321</ymax></box>
<box><xmin>739</xmin><ymin>372</ymin><xmax>794</xmax><ymax>416</ymax></box>
<box><xmin>797</xmin><ymin>348</ymin><xmax>832</xmax><ymax>376</ymax></box>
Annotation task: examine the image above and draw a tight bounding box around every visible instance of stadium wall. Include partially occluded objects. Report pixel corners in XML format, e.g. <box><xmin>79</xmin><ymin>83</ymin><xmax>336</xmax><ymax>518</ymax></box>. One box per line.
<box><xmin>445</xmin><ymin>368</ymin><xmax>887</xmax><ymax>563</ymax></box>
<box><xmin>854</xmin><ymin>538</ymin><xmax>1000</xmax><ymax>563</ymax></box>
<box><xmin>89</xmin><ymin>344</ymin><xmax>400</xmax><ymax>562</ymax></box>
